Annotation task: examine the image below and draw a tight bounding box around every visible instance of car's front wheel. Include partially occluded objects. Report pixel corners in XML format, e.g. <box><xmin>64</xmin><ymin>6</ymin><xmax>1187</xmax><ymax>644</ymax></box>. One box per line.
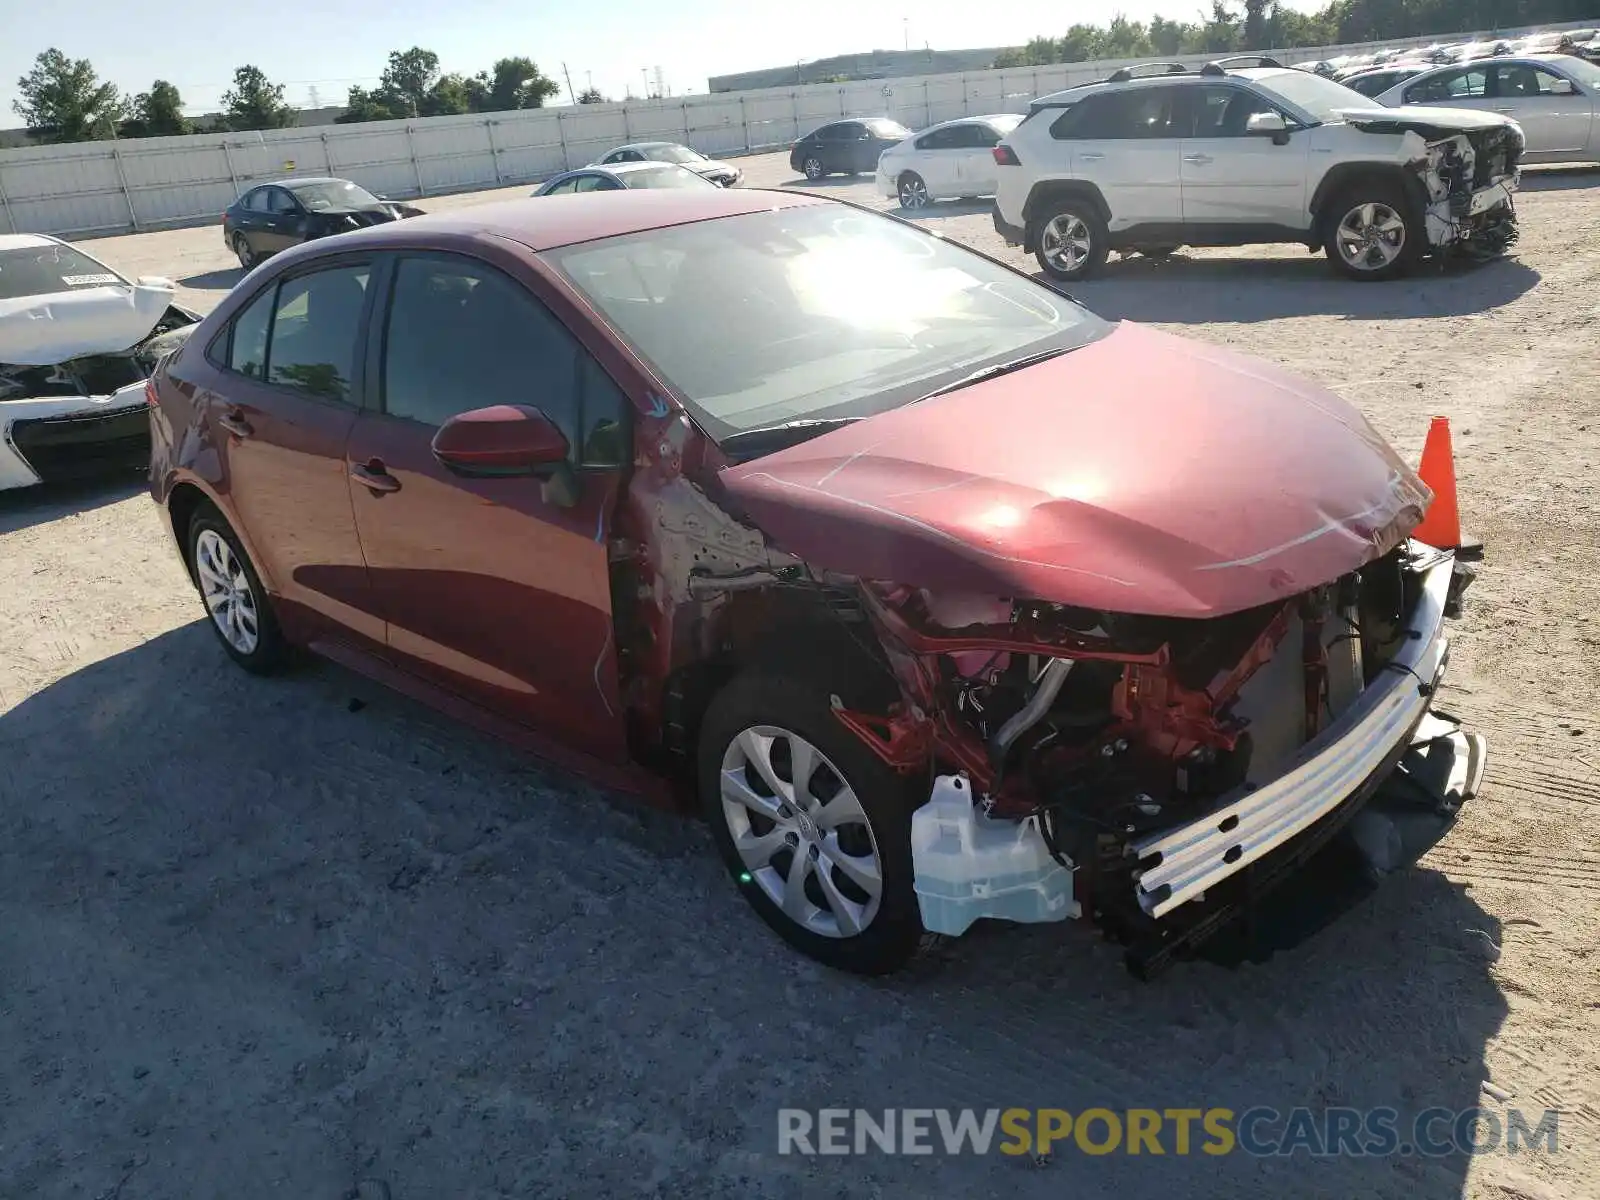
<box><xmin>897</xmin><ymin>172</ymin><xmax>931</xmax><ymax>209</ymax></box>
<box><xmin>1033</xmin><ymin>202</ymin><xmax>1110</xmax><ymax>282</ymax></box>
<box><xmin>1325</xmin><ymin>182</ymin><xmax>1422</xmax><ymax>281</ymax></box>
<box><xmin>187</xmin><ymin>505</ymin><xmax>288</xmax><ymax>674</ymax></box>
<box><xmin>698</xmin><ymin>672</ymin><xmax>930</xmax><ymax>975</ymax></box>
<box><xmin>802</xmin><ymin>156</ymin><xmax>826</xmax><ymax>181</ymax></box>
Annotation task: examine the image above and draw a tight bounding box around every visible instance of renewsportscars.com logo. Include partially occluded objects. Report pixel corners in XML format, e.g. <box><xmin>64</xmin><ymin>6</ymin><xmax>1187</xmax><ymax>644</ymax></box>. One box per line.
<box><xmin>777</xmin><ymin>1107</ymin><xmax>1563</xmax><ymax>1158</ymax></box>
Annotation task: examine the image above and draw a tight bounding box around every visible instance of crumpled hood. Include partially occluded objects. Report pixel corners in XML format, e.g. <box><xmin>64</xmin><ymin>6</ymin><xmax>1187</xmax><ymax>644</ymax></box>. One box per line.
<box><xmin>720</xmin><ymin>323</ymin><xmax>1431</xmax><ymax>618</ymax></box>
<box><xmin>0</xmin><ymin>280</ymin><xmax>176</xmax><ymax>366</ymax></box>
<box><xmin>1340</xmin><ymin>103</ymin><xmax>1519</xmax><ymax>133</ymax></box>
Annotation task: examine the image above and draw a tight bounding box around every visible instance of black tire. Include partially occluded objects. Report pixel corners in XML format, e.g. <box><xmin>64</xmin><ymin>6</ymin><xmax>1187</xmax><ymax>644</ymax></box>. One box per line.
<box><xmin>897</xmin><ymin>171</ymin><xmax>931</xmax><ymax>210</ymax></box>
<box><xmin>232</xmin><ymin>232</ymin><xmax>257</xmax><ymax>270</ymax></box>
<box><xmin>186</xmin><ymin>504</ymin><xmax>289</xmax><ymax>675</ymax></box>
<box><xmin>1322</xmin><ymin>179</ymin><xmax>1423</xmax><ymax>282</ymax></box>
<box><xmin>698</xmin><ymin>671</ymin><xmax>931</xmax><ymax>976</ymax></box>
<box><xmin>1031</xmin><ymin>200</ymin><xmax>1110</xmax><ymax>282</ymax></box>
<box><xmin>802</xmin><ymin>156</ymin><xmax>826</xmax><ymax>181</ymax></box>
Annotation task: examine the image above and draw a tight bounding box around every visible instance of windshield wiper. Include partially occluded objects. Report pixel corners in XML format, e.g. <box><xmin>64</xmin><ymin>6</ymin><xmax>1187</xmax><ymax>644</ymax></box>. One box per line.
<box><xmin>913</xmin><ymin>346</ymin><xmax>1073</xmax><ymax>403</ymax></box>
<box><xmin>720</xmin><ymin>416</ymin><xmax>864</xmax><ymax>458</ymax></box>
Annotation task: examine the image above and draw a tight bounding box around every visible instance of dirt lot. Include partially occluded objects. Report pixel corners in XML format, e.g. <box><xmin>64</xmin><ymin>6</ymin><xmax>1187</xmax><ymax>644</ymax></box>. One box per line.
<box><xmin>2</xmin><ymin>152</ymin><xmax>1598</xmax><ymax>1200</ymax></box>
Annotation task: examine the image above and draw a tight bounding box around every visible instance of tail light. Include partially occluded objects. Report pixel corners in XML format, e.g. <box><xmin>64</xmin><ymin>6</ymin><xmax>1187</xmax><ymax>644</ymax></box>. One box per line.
<box><xmin>993</xmin><ymin>145</ymin><xmax>1021</xmax><ymax>167</ymax></box>
<box><xmin>144</xmin><ymin>378</ymin><xmax>159</xmax><ymax>408</ymax></box>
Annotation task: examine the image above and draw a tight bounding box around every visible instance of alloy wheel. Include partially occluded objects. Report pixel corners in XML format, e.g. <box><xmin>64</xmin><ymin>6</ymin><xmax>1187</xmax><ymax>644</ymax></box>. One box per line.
<box><xmin>1040</xmin><ymin>213</ymin><xmax>1094</xmax><ymax>274</ymax></box>
<box><xmin>1335</xmin><ymin>202</ymin><xmax>1407</xmax><ymax>272</ymax></box>
<box><xmin>194</xmin><ymin>528</ymin><xmax>260</xmax><ymax>655</ymax></box>
<box><xmin>898</xmin><ymin>174</ymin><xmax>930</xmax><ymax>209</ymax></box>
<box><xmin>803</xmin><ymin>157</ymin><xmax>824</xmax><ymax>180</ymax></box>
<box><xmin>718</xmin><ymin>724</ymin><xmax>884</xmax><ymax>938</ymax></box>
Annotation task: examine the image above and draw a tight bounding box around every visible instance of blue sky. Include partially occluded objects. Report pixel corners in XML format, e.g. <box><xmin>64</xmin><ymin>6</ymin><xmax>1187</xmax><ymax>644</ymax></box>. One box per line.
<box><xmin>1</xmin><ymin>0</ymin><xmax>1326</xmax><ymax>121</ymax></box>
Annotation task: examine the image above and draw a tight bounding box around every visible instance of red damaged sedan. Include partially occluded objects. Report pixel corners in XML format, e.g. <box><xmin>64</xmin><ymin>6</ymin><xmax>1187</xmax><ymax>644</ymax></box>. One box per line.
<box><xmin>147</xmin><ymin>188</ymin><xmax>1486</xmax><ymax>977</ymax></box>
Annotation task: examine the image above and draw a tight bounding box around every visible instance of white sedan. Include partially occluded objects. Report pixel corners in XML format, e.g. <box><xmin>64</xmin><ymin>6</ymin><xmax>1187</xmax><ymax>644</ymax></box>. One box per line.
<box><xmin>1373</xmin><ymin>53</ymin><xmax>1600</xmax><ymax>163</ymax></box>
<box><xmin>0</xmin><ymin>233</ymin><xmax>198</xmax><ymax>491</ymax></box>
<box><xmin>876</xmin><ymin>114</ymin><xmax>1024</xmax><ymax>209</ymax></box>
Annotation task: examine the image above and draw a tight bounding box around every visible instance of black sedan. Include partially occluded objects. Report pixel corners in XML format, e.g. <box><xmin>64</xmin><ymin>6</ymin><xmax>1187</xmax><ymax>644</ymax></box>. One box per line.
<box><xmin>221</xmin><ymin>177</ymin><xmax>425</xmax><ymax>269</ymax></box>
<box><xmin>789</xmin><ymin>118</ymin><xmax>911</xmax><ymax>180</ymax></box>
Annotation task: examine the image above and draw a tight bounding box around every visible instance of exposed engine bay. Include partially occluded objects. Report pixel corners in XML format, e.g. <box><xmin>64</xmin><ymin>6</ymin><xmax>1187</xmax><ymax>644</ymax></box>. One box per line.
<box><xmin>1</xmin><ymin>307</ymin><xmax>197</xmax><ymax>404</ymax></box>
<box><xmin>1381</xmin><ymin>120</ymin><xmax>1524</xmax><ymax>260</ymax></box>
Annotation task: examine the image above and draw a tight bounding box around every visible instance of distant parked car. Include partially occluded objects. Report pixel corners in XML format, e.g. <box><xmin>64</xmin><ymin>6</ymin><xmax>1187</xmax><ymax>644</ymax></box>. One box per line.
<box><xmin>534</xmin><ymin>162</ymin><xmax>716</xmax><ymax>195</ymax></box>
<box><xmin>1338</xmin><ymin>63</ymin><xmax>1429</xmax><ymax>98</ymax></box>
<box><xmin>874</xmin><ymin>114</ymin><xmax>1024</xmax><ymax>208</ymax></box>
<box><xmin>223</xmin><ymin>177</ymin><xmax>423</xmax><ymax>270</ymax></box>
<box><xmin>1375</xmin><ymin>54</ymin><xmax>1600</xmax><ymax>163</ymax></box>
<box><xmin>789</xmin><ymin>118</ymin><xmax>913</xmax><ymax>180</ymax></box>
<box><xmin>592</xmin><ymin>142</ymin><xmax>743</xmax><ymax>186</ymax></box>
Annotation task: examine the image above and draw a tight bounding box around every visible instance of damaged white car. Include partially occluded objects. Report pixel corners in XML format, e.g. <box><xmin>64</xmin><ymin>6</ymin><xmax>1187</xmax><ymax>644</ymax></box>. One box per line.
<box><xmin>0</xmin><ymin>233</ymin><xmax>199</xmax><ymax>491</ymax></box>
<box><xmin>991</xmin><ymin>56</ymin><xmax>1523</xmax><ymax>282</ymax></box>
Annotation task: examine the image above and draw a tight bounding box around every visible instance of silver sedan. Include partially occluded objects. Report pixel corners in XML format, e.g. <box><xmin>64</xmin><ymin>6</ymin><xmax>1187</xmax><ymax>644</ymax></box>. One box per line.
<box><xmin>532</xmin><ymin>162</ymin><xmax>717</xmax><ymax>196</ymax></box>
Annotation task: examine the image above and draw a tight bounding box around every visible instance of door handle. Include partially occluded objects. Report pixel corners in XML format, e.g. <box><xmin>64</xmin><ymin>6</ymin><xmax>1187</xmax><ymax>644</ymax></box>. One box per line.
<box><xmin>1078</xmin><ymin>152</ymin><xmax>1105</xmax><ymax>161</ymax></box>
<box><xmin>350</xmin><ymin>460</ymin><xmax>401</xmax><ymax>494</ymax></box>
<box><xmin>1184</xmin><ymin>153</ymin><xmax>1215</xmax><ymax>165</ymax></box>
<box><xmin>217</xmin><ymin>410</ymin><xmax>252</xmax><ymax>438</ymax></box>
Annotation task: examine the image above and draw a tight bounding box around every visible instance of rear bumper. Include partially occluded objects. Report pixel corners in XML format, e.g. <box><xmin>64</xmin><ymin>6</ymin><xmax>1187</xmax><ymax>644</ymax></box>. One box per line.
<box><xmin>992</xmin><ymin>206</ymin><xmax>1026</xmax><ymax>247</ymax></box>
<box><xmin>1131</xmin><ymin>546</ymin><xmax>1458</xmax><ymax>918</ymax></box>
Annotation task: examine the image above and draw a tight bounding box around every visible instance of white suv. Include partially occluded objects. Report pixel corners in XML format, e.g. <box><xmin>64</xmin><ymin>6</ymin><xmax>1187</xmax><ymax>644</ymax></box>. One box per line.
<box><xmin>991</xmin><ymin>57</ymin><xmax>1524</xmax><ymax>282</ymax></box>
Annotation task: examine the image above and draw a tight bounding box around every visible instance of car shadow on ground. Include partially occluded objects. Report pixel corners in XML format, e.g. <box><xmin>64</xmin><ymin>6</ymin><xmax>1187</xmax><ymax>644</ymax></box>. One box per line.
<box><xmin>1051</xmin><ymin>254</ymin><xmax>1541</xmax><ymax>324</ymax></box>
<box><xmin>1518</xmin><ymin>165</ymin><xmax>1600</xmax><ymax>192</ymax></box>
<box><xmin>0</xmin><ymin>626</ymin><xmax>1511</xmax><ymax>1197</ymax></box>
<box><xmin>0</xmin><ymin>476</ymin><xmax>144</xmax><ymax>535</ymax></box>
<box><xmin>177</xmin><ymin>267</ymin><xmax>245</xmax><ymax>290</ymax></box>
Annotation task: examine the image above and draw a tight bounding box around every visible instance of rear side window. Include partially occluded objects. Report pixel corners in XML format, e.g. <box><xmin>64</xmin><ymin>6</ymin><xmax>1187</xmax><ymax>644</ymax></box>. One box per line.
<box><xmin>265</xmin><ymin>265</ymin><xmax>370</xmax><ymax>400</ymax></box>
<box><xmin>1066</xmin><ymin>88</ymin><xmax>1183</xmax><ymax>139</ymax></box>
<box><xmin>228</xmin><ymin>288</ymin><xmax>274</xmax><ymax>378</ymax></box>
<box><xmin>380</xmin><ymin>256</ymin><xmax>628</xmax><ymax>467</ymax></box>
<box><xmin>916</xmin><ymin>126</ymin><xmax>959</xmax><ymax>150</ymax></box>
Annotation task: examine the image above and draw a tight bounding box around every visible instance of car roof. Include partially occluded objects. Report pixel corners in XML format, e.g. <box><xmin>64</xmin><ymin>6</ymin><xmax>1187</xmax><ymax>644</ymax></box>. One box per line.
<box><xmin>339</xmin><ymin>187</ymin><xmax>825</xmax><ymax>253</ymax></box>
<box><xmin>249</xmin><ymin>176</ymin><xmax>352</xmax><ymax>191</ymax></box>
<box><xmin>607</xmin><ymin>142</ymin><xmax>681</xmax><ymax>152</ymax></box>
<box><xmin>0</xmin><ymin>233</ymin><xmax>63</xmax><ymax>251</ymax></box>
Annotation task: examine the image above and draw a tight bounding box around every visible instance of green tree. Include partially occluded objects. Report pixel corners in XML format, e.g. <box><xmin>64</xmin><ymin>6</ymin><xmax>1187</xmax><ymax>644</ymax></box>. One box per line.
<box><xmin>222</xmin><ymin>65</ymin><xmax>295</xmax><ymax>131</ymax></box>
<box><xmin>337</xmin><ymin>85</ymin><xmax>396</xmax><ymax>124</ymax></box>
<box><xmin>125</xmin><ymin>80</ymin><xmax>190</xmax><ymax>138</ymax></box>
<box><xmin>13</xmin><ymin>48</ymin><xmax>126</xmax><ymax>143</ymax></box>
<box><xmin>424</xmin><ymin>73</ymin><xmax>473</xmax><ymax>117</ymax></box>
<box><xmin>1058</xmin><ymin>24</ymin><xmax>1107</xmax><ymax>62</ymax></box>
<box><xmin>1244</xmin><ymin>0</ymin><xmax>1271</xmax><ymax>47</ymax></box>
<box><xmin>376</xmin><ymin>46</ymin><xmax>442</xmax><ymax>117</ymax></box>
<box><xmin>468</xmin><ymin>56</ymin><xmax>560</xmax><ymax>111</ymax></box>
<box><xmin>1102</xmin><ymin>16</ymin><xmax>1154</xmax><ymax>59</ymax></box>
<box><xmin>577</xmin><ymin>86</ymin><xmax>609</xmax><ymax>104</ymax></box>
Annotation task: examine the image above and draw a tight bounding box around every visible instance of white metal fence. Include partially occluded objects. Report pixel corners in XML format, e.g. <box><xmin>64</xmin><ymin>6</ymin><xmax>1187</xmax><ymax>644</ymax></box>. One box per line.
<box><xmin>0</xmin><ymin>21</ymin><xmax>1584</xmax><ymax>239</ymax></box>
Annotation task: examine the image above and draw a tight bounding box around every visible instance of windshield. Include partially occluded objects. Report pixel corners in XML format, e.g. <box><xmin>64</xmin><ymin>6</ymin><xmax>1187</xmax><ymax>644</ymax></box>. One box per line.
<box><xmin>867</xmin><ymin>119</ymin><xmax>912</xmax><ymax>138</ymax></box>
<box><xmin>0</xmin><ymin>242</ymin><xmax>126</xmax><ymax>301</ymax></box>
<box><xmin>1558</xmin><ymin>56</ymin><xmax>1600</xmax><ymax>88</ymax></box>
<box><xmin>290</xmin><ymin>180</ymin><xmax>381</xmax><ymax>211</ymax></box>
<box><xmin>988</xmin><ymin>114</ymin><xmax>1024</xmax><ymax>135</ymax></box>
<box><xmin>643</xmin><ymin>144</ymin><xmax>706</xmax><ymax>164</ymax></box>
<box><xmin>546</xmin><ymin>204</ymin><xmax>1110</xmax><ymax>445</ymax></box>
<box><xmin>1251</xmin><ymin>70</ymin><xmax>1379</xmax><ymax>121</ymax></box>
<box><xmin>627</xmin><ymin>164</ymin><xmax>712</xmax><ymax>189</ymax></box>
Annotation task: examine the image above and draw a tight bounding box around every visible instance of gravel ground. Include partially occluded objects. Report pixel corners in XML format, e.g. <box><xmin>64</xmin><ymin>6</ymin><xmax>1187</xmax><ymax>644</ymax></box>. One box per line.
<box><xmin>2</xmin><ymin>152</ymin><xmax>1597</xmax><ymax>1200</ymax></box>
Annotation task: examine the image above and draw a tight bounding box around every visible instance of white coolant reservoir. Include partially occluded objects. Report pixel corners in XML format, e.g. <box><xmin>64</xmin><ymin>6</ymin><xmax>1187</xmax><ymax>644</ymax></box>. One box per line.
<box><xmin>910</xmin><ymin>774</ymin><xmax>1080</xmax><ymax>938</ymax></box>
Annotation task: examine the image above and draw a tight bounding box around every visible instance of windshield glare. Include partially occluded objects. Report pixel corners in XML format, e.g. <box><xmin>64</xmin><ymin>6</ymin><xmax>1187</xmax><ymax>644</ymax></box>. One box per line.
<box><xmin>292</xmin><ymin>181</ymin><xmax>381</xmax><ymax>211</ymax></box>
<box><xmin>1252</xmin><ymin>71</ymin><xmax>1379</xmax><ymax>121</ymax></box>
<box><xmin>628</xmin><ymin>165</ymin><xmax>710</xmax><ymax>189</ymax></box>
<box><xmin>548</xmin><ymin>205</ymin><xmax>1109</xmax><ymax>445</ymax></box>
<box><xmin>0</xmin><ymin>244</ymin><xmax>125</xmax><ymax>301</ymax></box>
<box><xmin>645</xmin><ymin>145</ymin><xmax>705</xmax><ymax>164</ymax></box>
<box><xmin>868</xmin><ymin>119</ymin><xmax>912</xmax><ymax>138</ymax></box>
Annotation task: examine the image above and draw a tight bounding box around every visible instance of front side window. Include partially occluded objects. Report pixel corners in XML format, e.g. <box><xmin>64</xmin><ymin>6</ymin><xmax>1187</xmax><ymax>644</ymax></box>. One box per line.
<box><xmin>267</xmin><ymin>189</ymin><xmax>299</xmax><ymax>215</ymax></box>
<box><xmin>1494</xmin><ymin>64</ymin><xmax>1579</xmax><ymax>97</ymax></box>
<box><xmin>546</xmin><ymin>205</ymin><xmax>1110</xmax><ymax>447</ymax></box>
<box><xmin>543</xmin><ymin>177</ymin><xmax>579</xmax><ymax>195</ymax></box>
<box><xmin>1185</xmin><ymin>85</ymin><xmax>1284</xmax><ymax>137</ymax></box>
<box><xmin>380</xmin><ymin>256</ymin><xmax>628</xmax><ymax>467</ymax></box>
<box><xmin>1406</xmin><ymin>67</ymin><xmax>1488</xmax><ymax>104</ymax></box>
<box><xmin>266</xmin><ymin>265</ymin><xmax>370</xmax><ymax>400</ymax></box>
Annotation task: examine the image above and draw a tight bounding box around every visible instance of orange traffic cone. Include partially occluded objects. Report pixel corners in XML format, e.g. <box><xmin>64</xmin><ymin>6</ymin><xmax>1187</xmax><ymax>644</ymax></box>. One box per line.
<box><xmin>1412</xmin><ymin>416</ymin><xmax>1481</xmax><ymax>559</ymax></box>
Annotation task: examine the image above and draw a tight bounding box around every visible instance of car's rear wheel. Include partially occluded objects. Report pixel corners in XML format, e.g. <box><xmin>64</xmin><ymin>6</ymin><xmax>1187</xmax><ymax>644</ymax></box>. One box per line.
<box><xmin>187</xmin><ymin>505</ymin><xmax>288</xmax><ymax>674</ymax></box>
<box><xmin>1325</xmin><ymin>181</ymin><xmax>1422</xmax><ymax>281</ymax></box>
<box><xmin>802</xmin><ymin>156</ymin><xmax>826</xmax><ymax>181</ymax></box>
<box><xmin>897</xmin><ymin>172</ymin><xmax>931</xmax><ymax>209</ymax></box>
<box><xmin>698</xmin><ymin>672</ymin><xmax>930</xmax><ymax>975</ymax></box>
<box><xmin>1033</xmin><ymin>202</ymin><xmax>1110</xmax><ymax>282</ymax></box>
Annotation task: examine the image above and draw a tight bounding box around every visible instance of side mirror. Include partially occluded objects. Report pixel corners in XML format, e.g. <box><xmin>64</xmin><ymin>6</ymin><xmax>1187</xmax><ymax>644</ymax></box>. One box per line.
<box><xmin>1551</xmin><ymin>79</ymin><xmax>1577</xmax><ymax>96</ymax></box>
<box><xmin>432</xmin><ymin>404</ymin><xmax>575</xmax><ymax>494</ymax></box>
<box><xmin>1246</xmin><ymin>111</ymin><xmax>1292</xmax><ymax>144</ymax></box>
